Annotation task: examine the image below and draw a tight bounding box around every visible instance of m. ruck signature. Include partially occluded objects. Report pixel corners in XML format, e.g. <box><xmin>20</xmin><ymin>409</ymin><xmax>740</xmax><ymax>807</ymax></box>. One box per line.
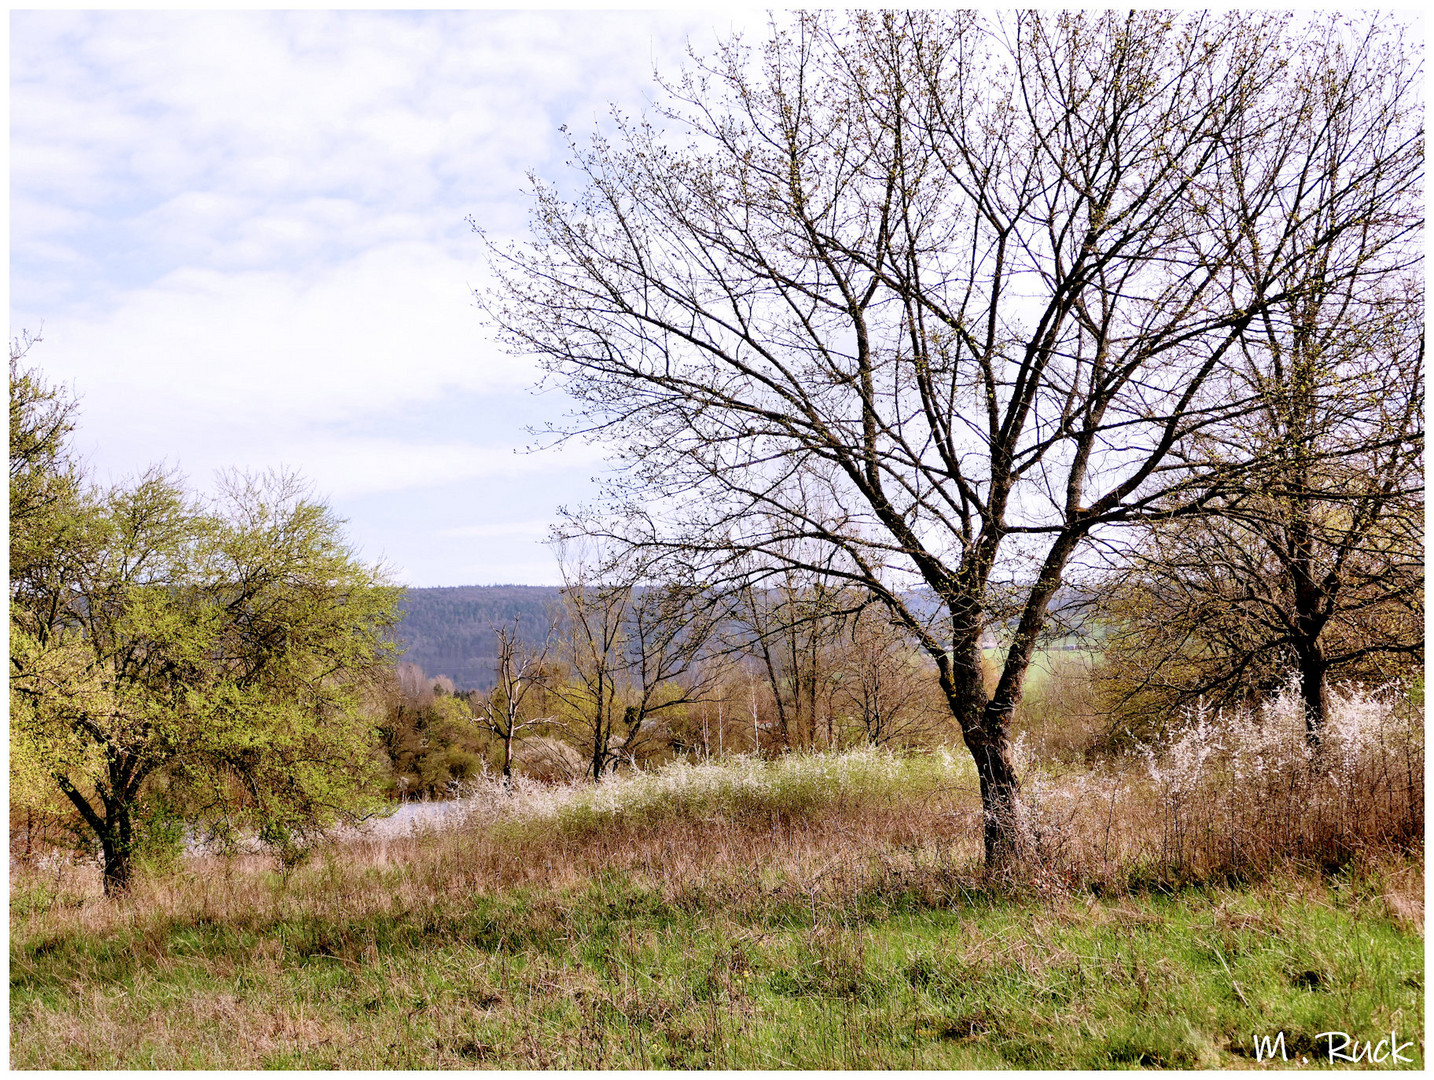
<box><xmin>1253</xmin><ymin>1030</ymin><xmax>1417</xmax><ymax>1066</ymax></box>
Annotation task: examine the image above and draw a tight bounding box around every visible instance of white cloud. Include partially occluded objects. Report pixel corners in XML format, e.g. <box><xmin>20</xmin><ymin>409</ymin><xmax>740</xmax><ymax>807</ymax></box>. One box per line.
<box><xmin>270</xmin><ymin>437</ymin><xmax>606</xmax><ymax>501</ymax></box>
<box><xmin>37</xmin><ymin>243</ymin><xmax>517</xmax><ymax>426</ymax></box>
<box><xmin>11</xmin><ymin>10</ymin><xmax>724</xmax><ymax>245</ymax></box>
<box><xmin>9</xmin><ymin>9</ymin><xmax>750</xmax><ymax>583</ymax></box>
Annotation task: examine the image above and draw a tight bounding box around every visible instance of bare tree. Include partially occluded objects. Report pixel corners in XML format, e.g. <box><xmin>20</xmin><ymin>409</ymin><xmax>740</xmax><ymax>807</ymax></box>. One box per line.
<box><xmin>1101</xmin><ymin>22</ymin><xmax>1425</xmax><ymax>745</ymax></box>
<box><xmin>619</xmin><ymin>578</ymin><xmax>727</xmax><ymax>764</ymax></box>
<box><xmin>1101</xmin><ymin>383</ymin><xmax>1422</xmax><ymax>749</ymax></box>
<box><xmin>551</xmin><ymin>548</ymin><xmax>629</xmax><ymax>780</ymax></box>
<box><xmin>549</xmin><ymin>537</ymin><xmax>724</xmax><ymax>777</ymax></box>
<box><xmin>830</xmin><ymin>606</ymin><xmax>943</xmax><ymax>748</ymax></box>
<box><xmin>477</xmin><ymin>619</ymin><xmax>553</xmax><ymax>788</ymax></box>
<box><xmin>483</xmin><ymin>12</ymin><xmax>1422</xmax><ymax>864</ymax></box>
<box><xmin>728</xmin><ymin>548</ymin><xmax>855</xmax><ymax>751</ymax></box>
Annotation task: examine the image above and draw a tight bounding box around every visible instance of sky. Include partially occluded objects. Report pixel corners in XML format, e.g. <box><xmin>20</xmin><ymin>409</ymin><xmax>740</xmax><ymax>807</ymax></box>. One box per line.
<box><xmin>9</xmin><ymin>8</ymin><xmax>755</xmax><ymax>587</ymax></box>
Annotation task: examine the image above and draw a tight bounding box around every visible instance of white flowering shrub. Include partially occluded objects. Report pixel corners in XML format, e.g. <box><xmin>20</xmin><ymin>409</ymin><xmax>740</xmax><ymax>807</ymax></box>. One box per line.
<box><xmin>1016</xmin><ymin>678</ymin><xmax>1423</xmax><ymax>887</ymax></box>
<box><xmin>359</xmin><ymin>684</ymin><xmax>1418</xmax><ymax>891</ymax></box>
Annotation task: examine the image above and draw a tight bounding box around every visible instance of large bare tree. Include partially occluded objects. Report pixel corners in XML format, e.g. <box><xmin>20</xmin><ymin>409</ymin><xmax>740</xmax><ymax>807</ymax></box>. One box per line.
<box><xmin>482</xmin><ymin>12</ymin><xmax>1423</xmax><ymax>864</ymax></box>
<box><xmin>1101</xmin><ymin>26</ymin><xmax>1424</xmax><ymax>745</ymax></box>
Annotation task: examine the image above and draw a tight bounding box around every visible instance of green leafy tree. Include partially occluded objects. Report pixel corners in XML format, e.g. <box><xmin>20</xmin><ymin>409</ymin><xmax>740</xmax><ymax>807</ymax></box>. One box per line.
<box><xmin>379</xmin><ymin>663</ymin><xmax>490</xmax><ymax>799</ymax></box>
<box><xmin>10</xmin><ymin>337</ymin><xmax>88</xmax><ymax>829</ymax></box>
<box><xmin>10</xmin><ymin>334</ymin><xmax>78</xmax><ymax>538</ymax></box>
<box><xmin>10</xmin><ymin>362</ymin><xmax>399</xmax><ymax>894</ymax></box>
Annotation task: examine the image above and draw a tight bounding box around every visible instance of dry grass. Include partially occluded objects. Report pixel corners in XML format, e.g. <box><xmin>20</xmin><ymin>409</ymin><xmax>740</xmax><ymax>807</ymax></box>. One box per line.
<box><xmin>1010</xmin><ymin>681</ymin><xmax>1423</xmax><ymax>892</ymax></box>
<box><xmin>11</xmin><ymin>684</ymin><xmax>1424</xmax><ymax>1068</ymax></box>
<box><xmin>14</xmin><ymin>681</ymin><xmax>1422</xmax><ymax>919</ymax></box>
<box><xmin>12</xmin><ymin>781</ymin><xmax>989</xmax><ymax>936</ymax></box>
<box><xmin>11</xmin><ymin>818</ymin><xmax>1423</xmax><ymax>1069</ymax></box>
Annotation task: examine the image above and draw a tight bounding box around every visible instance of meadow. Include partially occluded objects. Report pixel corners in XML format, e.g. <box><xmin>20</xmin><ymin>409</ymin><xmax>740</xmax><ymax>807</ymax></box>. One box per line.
<box><xmin>12</xmin><ymin>10</ymin><xmax>1422</xmax><ymax>1070</ymax></box>
<box><xmin>10</xmin><ymin>688</ymin><xmax>1424</xmax><ymax>1069</ymax></box>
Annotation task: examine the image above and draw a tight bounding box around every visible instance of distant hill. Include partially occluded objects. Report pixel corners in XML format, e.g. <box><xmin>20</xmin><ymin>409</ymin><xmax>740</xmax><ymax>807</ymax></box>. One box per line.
<box><xmin>393</xmin><ymin>585</ymin><xmax>563</xmax><ymax>690</ymax></box>
<box><xmin>392</xmin><ymin>581</ymin><xmax>1102</xmax><ymax>691</ymax></box>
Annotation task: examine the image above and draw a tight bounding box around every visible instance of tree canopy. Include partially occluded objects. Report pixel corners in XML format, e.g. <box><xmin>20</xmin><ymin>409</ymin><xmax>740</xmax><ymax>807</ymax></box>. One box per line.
<box><xmin>10</xmin><ymin>351</ymin><xmax>400</xmax><ymax>894</ymax></box>
<box><xmin>483</xmin><ymin>11</ymin><xmax>1422</xmax><ymax>864</ymax></box>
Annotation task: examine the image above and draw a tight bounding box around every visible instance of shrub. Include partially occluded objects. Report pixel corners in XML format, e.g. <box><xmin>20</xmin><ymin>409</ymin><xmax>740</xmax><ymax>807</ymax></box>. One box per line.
<box><xmin>1013</xmin><ymin>680</ymin><xmax>1423</xmax><ymax>889</ymax></box>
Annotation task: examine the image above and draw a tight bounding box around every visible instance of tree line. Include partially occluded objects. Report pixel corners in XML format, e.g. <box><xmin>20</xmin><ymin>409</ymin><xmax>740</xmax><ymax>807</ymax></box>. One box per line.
<box><xmin>378</xmin><ymin>545</ymin><xmax>962</xmax><ymax>800</ymax></box>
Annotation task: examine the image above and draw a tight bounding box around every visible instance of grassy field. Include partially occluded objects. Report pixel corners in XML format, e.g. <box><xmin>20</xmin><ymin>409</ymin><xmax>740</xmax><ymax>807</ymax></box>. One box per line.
<box><xmin>10</xmin><ymin>749</ymin><xmax>1424</xmax><ymax>1069</ymax></box>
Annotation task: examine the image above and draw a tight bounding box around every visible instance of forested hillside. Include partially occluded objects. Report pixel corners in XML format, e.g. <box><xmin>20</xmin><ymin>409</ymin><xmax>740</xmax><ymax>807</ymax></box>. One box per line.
<box><xmin>394</xmin><ymin>585</ymin><xmax>562</xmax><ymax>689</ymax></box>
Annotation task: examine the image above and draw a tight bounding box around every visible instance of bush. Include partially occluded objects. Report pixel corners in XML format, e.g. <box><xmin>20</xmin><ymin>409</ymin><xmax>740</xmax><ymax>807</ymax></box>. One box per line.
<box><xmin>380</xmin><ymin>673</ymin><xmax>495</xmax><ymax>799</ymax></box>
<box><xmin>1013</xmin><ymin>680</ymin><xmax>1424</xmax><ymax>889</ymax></box>
<box><xmin>133</xmin><ymin>794</ymin><xmax>188</xmax><ymax>875</ymax></box>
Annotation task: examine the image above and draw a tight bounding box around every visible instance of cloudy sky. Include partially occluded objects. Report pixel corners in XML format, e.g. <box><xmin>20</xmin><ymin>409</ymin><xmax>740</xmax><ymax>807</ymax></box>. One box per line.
<box><xmin>10</xmin><ymin>8</ymin><xmax>756</xmax><ymax>586</ymax></box>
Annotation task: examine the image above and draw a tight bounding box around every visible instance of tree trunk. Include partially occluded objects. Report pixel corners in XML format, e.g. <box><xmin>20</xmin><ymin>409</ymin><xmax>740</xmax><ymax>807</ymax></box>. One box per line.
<box><xmin>1287</xmin><ymin>469</ymin><xmax>1330</xmax><ymax>749</ymax></box>
<box><xmin>942</xmin><ymin>619</ymin><xmax>1023</xmax><ymax>870</ymax></box>
<box><xmin>964</xmin><ymin>529</ymin><xmax>1083</xmax><ymax>868</ymax></box>
<box><xmin>590</xmin><ymin>672</ymin><xmax>608</xmax><ymax>780</ymax></box>
<box><xmin>1297</xmin><ymin>643</ymin><xmax>1329</xmax><ymax>748</ymax></box>
<box><xmin>101</xmin><ymin>837</ymin><xmax>132</xmax><ymax>897</ymax></box>
<box><xmin>56</xmin><ymin>771</ymin><xmax>137</xmax><ymax>898</ymax></box>
<box><xmin>967</xmin><ymin>725</ymin><xmax>1022</xmax><ymax>868</ymax></box>
<box><xmin>98</xmin><ymin>808</ymin><xmax>135</xmax><ymax>898</ymax></box>
<box><xmin>591</xmin><ymin>699</ymin><xmax>609</xmax><ymax>780</ymax></box>
<box><xmin>806</xmin><ymin>642</ymin><xmax>819</xmax><ymax>751</ymax></box>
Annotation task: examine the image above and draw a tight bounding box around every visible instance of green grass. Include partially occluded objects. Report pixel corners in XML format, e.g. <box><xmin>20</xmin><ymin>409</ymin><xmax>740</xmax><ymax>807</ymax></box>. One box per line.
<box><xmin>11</xmin><ymin>745</ymin><xmax>1423</xmax><ymax>1068</ymax></box>
<box><xmin>10</xmin><ymin>854</ymin><xmax>1422</xmax><ymax>1068</ymax></box>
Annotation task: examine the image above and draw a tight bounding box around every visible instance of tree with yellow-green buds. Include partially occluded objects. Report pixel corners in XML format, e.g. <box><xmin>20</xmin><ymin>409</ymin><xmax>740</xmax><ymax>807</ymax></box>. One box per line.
<box><xmin>10</xmin><ymin>351</ymin><xmax>400</xmax><ymax>896</ymax></box>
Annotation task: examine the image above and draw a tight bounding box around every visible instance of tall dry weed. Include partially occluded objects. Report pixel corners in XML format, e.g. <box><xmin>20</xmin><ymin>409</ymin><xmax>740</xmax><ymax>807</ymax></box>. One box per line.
<box><xmin>1013</xmin><ymin>680</ymin><xmax>1423</xmax><ymax>889</ymax></box>
<box><xmin>12</xmin><ymin>684</ymin><xmax>1420</xmax><ymax>917</ymax></box>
